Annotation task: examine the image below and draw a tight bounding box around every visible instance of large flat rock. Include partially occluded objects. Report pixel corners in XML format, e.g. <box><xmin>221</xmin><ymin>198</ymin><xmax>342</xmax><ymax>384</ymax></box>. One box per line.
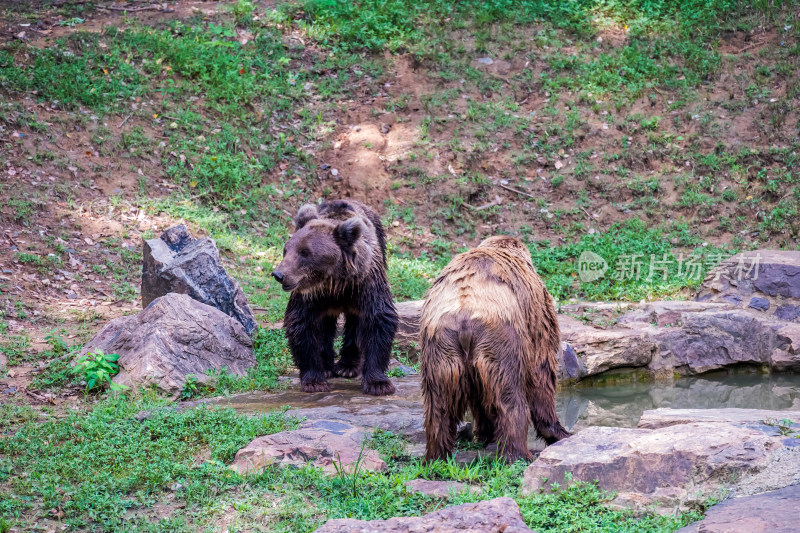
<box><xmin>520</xmin><ymin>409</ymin><xmax>800</xmax><ymax>511</ymax></box>
<box><xmin>313</xmin><ymin>497</ymin><xmax>534</xmax><ymax>533</ymax></box>
<box><xmin>79</xmin><ymin>293</ymin><xmax>255</xmax><ymax>394</ymax></box>
<box><xmin>677</xmin><ymin>484</ymin><xmax>800</xmax><ymax>533</ymax></box>
<box><xmin>638</xmin><ymin>408</ymin><xmax>800</xmax><ymax>429</ymax></box>
<box><xmin>654</xmin><ymin>310</ymin><xmax>798</xmax><ymax>374</ymax></box>
<box><xmin>231</xmin><ymin>424</ymin><xmax>386</xmax><ymax>475</ymax></box>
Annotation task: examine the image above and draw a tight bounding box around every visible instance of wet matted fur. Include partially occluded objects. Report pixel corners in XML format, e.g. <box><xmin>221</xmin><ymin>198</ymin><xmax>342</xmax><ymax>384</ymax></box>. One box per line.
<box><xmin>420</xmin><ymin>235</ymin><xmax>570</xmax><ymax>462</ymax></box>
<box><xmin>273</xmin><ymin>200</ymin><xmax>398</xmax><ymax>396</ymax></box>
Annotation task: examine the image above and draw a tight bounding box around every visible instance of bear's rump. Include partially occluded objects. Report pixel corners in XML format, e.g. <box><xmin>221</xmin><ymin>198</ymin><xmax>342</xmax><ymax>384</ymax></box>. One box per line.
<box><xmin>421</xmin><ymin>280</ymin><xmax>524</xmax><ymax>336</ymax></box>
<box><xmin>423</xmin><ymin>312</ymin><xmax>528</xmax><ymax>369</ymax></box>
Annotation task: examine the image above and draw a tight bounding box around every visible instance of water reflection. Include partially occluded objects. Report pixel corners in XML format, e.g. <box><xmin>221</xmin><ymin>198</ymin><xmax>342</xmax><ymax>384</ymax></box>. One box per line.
<box><xmin>557</xmin><ymin>371</ymin><xmax>800</xmax><ymax>431</ymax></box>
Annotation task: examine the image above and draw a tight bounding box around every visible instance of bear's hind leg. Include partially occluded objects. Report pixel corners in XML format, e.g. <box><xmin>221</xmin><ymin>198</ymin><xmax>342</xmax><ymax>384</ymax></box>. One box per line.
<box><xmin>490</xmin><ymin>392</ymin><xmax>532</xmax><ymax>463</ymax></box>
<box><xmin>466</xmin><ymin>373</ymin><xmax>496</xmax><ymax>446</ymax></box>
<box><xmin>333</xmin><ymin>314</ymin><xmax>361</xmax><ymax>378</ymax></box>
<box><xmin>529</xmin><ymin>366</ymin><xmax>571</xmax><ymax>444</ymax></box>
<box><xmin>475</xmin><ymin>344</ymin><xmax>532</xmax><ymax>463</ymax></box>
<box><xmin>422</xmin><ymin>335</ymin><xmax>465</xmax><ymax>462</ymax></box>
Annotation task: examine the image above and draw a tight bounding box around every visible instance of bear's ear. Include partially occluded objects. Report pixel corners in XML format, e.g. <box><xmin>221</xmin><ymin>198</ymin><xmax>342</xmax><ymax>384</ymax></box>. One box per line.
<box><xmin>333</xmin><ymin>217</ymin><xmax>365</xmax><ymax>250</ymax></box>
<box><xmin>294</xmin><ymin>204</ymin><xmax>319</xmax><ymax>230</ymax></box>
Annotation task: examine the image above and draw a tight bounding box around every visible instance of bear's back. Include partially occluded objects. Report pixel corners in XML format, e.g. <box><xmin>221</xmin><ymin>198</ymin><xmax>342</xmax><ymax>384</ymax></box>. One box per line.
<box><xmin>421</xmin><ymin>247</ymin><xmax>546</xmax><ymax>335</ymax></box>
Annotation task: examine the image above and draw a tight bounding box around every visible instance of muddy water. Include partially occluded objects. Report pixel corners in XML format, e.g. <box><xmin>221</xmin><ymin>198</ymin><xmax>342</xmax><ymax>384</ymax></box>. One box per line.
<box><xmin>558</xmin><ymin>371</ymin><xmax>800</xmax><ymax>431</ymax></box>
<box><xmin>203</xmin><ymin>376</ymin><xmax>422</xmax><ymax>414</ymax></box>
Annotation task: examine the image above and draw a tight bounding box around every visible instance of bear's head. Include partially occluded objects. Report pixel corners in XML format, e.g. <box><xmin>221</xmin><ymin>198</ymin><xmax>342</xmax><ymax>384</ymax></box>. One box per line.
<box><xmin>272</xmin><ymin>204</ymin><xmax>367</xmax><ymax>293</ymax></box>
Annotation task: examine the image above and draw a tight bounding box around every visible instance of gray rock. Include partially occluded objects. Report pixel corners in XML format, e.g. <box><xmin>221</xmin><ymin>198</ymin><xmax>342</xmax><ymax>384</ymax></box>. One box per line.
<box><xmin>772</xmin><ymin>322</ymin><xmax>800</xmax><ymax>371</ymax></box>
<box><xmin>776</xmin><ymin>304</ymin><xmax>800</xmax><ymax>321</ymax></box>
<box><xmin>231</xmin><ymin>425</ymin><xmax>386</xmax><ymax>475</ymax></box>
<box><xmin>79</xmin><ymin>293</ymin><xmax>255</xmax><ymax>394</ymax></box>
<box><xmin>637</xmin><ymin>408</ymin><xmax>800</xmax><ymax>429</ymax></box>
<box><xmin>654</xmin><ymin>310</ymin><xmax>780</xmax><ymax>374</ymax></box>
<box><xmin>749</xmin><ymin>297</ymin><xmax>770</xmax><ymax>311</ymax></box>
<box><xmin>556</xmin><ymin>315</ymin><xmax>658</xmax><ymax>381</ymax></box>
<box><xmin>676</xmin><ymin>484</ymin><xmax>800</xmax><ymax>533</ymax></box>
<box><xmin>404</xmin><ymin>479</ymin><xmax>481</xmax><ymax>498</ymax></box>
<box><xmin>314</xmin><ymin>497</ymin><xmax>534</xmax><ymax>533</ymax></box>
<box><xmin>520</xmin><ymin>409</ymin><xmax>800</xmax><ymax>511</ymax></box>
<box><xmin>698</xmin><ymin>250</ymin><xmax>800</xmax><ymax>306</ymax></box>
<box><xmin>142</xmin><ymin>225</ymin><xmax>256</xmax><ymax>335</ymax></box>
<box><xmin>560</xmin><ymin>342</ymin><xmax>581</xmax><ymax>379</ymax></box>
<box><xmin>394</xmin><ymin>299</ymin><xmax>422</xmax><ymax>358</ymax></box>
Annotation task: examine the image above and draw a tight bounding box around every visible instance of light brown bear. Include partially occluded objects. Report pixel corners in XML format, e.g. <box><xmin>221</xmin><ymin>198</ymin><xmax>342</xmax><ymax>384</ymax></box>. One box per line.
<box><xmin>420</xmin><ymin>235</ymin><xmax>570</xmax><ymax>462</ymax></box>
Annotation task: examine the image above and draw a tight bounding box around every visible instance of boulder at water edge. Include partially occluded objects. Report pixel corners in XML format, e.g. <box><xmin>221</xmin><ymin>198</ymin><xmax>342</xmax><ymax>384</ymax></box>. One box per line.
<box><xmin>78</xmin><ymin>293</ymin><xmax>255</xmax><ymax>394</ymax></box>
<box><xmin>142</xmin><ymin>225</ymin><xmax>257</xmax><ymax>335</ymax></box>
<box><xmin>676</xmin><ymin>483</ymin><xmax>800</xmax><ymax>533</ymax></box>
<box><xmin>520</xmin><ymin>408</ymin><xmax>800</xmax><ymax>512</ymax></box>
<box><xmin>313</xmin><ymin>497</ymin><xmax>534</xmax><ymax>533</ymax></box>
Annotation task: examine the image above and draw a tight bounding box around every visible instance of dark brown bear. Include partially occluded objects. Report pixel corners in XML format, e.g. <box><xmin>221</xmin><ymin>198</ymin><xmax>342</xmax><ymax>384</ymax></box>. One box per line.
<box><xmin>420</xmin><ymin>235</ymin><xmax>570</xmax><ymax>462</ymax></box>
<box><xmin>272</xmin><ymin>200</ymin><xmax>398</xmax><ymax>396</ymax></box>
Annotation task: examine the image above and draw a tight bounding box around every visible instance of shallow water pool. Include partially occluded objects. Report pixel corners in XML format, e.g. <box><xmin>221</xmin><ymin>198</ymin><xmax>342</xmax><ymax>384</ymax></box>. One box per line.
<box><xmin>558</xmin><ymin>371</ymin><xmax>800</xmax><ymax>431</ymax></box>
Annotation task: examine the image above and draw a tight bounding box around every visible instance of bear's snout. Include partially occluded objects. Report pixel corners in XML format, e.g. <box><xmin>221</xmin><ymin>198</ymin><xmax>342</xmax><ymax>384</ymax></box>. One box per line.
<box><xmin>272</xmin><ymin>269</ymin><xmax>298</xmax><ymax>291</ymax></box>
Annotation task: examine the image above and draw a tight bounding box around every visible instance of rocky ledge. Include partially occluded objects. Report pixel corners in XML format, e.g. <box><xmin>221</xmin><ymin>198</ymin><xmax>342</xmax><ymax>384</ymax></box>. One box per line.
<box><xmin>521</xmin><ymin>408</ymin><xmax>800</xmax><ymax>512</ymax></box>
<box><xmin>677</xmin><ymin>483</ymin><xmax>800</xmax><ymax>533</ymax></box>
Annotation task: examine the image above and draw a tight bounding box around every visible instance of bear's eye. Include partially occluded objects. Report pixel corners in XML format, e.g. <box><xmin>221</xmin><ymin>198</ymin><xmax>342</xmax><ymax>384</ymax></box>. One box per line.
<box><xmin>299</xmin><ymin>249</ymin><xmax>310</xmax><ymax>259</ymax></box>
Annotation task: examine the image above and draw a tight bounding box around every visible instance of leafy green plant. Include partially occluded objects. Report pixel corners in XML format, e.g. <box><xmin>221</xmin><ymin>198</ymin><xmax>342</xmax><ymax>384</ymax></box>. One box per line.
<box><xmin>232</xmin><ymin>0</ymin><xmax>256</xmax><ymax>25</ymax></box>
<box><xmin>387</xmin><ymin>366</ymin><xmax>408</xmax><ymax>378</ymax></box>
<box><xmin>72</xmin><ymin>349</ymin><xmax>127</xmax><ymax>392</ymax></box>
<box><xmin>44</xmin><ymin>331</ymin><xmax>69</xmax><ymax>356</ymax></box>
<box><xmin>369</xmin><ymin>429</ymin><xmax>408</xmax><ymax>461</ymax></box>
<box><xmin>181</xmin><ymin>375</ymin><xmax>200</xmax><ymax>400</ymax></box>
<box><xmin>763</xmin><ymin>417</ymin><xmax>798</xmax><ymax>436</ymax></box>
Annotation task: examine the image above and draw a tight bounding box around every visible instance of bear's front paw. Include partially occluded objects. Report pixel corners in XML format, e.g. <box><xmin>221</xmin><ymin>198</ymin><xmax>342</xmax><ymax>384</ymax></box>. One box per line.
<box><xmin>362</xmin><ymin>378</ymin><xmax>395</xmax><ymax>396</ymax></box>
<box><xmin>300</xmin><ymin>379</ymin><xmax>331</xmax><ymax>393</ymax></box>
<box><xmin>333</xmin><ymin>362</ymin><xmax>360</xmax><ymax>378</ymax></box>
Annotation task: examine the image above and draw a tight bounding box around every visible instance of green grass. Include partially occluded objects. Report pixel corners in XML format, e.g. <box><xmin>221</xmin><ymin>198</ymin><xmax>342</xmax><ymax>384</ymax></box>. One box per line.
<box><xmin>0</xmin><ymin>334</ymin><xmax>32</xmax><ymax>366</ymax></box>
<box><xmin>197</xmin><ymin>328</ymin><xmax>293</xmax><ymax>396</ymax></box>
<box><xmin>0</xmin><ymin>395</ymin><xmax>297</xmax><ymax>530</ymax></box>
<box><xmin>0</xmin><ymin>398</ymin><xmax>701</xmax><ymax>531</ymax></box>
<box><xmin>528</xmin><ymin>218</ymin><xmax>733</xmax><ymax>302</ymax></box>
<box><xmin>291</xmin><ymin>0</ymin><xmax>746</xmax><ymax>103</ymax></box>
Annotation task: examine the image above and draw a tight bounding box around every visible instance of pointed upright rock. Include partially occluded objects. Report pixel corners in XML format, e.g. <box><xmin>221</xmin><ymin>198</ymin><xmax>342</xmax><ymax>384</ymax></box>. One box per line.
<box><xmin>141</xmin><ymin>225</ymin><xmax>257</xmax><ymax>335</ymax></box>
